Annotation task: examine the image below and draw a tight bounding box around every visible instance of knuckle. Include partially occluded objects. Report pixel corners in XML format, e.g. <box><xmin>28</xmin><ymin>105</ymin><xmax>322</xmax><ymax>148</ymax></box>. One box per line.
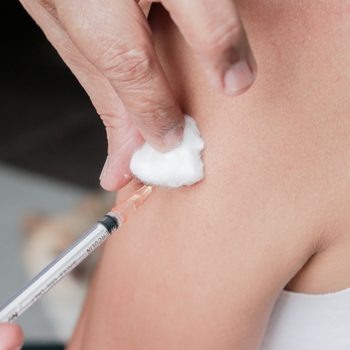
<box><xmin>139</xmin><ymin>106</ymin><xmax>179</xmax><ymax>137</ymax></box>
<box><xmin>37</xmin><ymin>0</ymin><xmax>58</xmax><ymax>18</ymax></box>
<box><xmin>200</xmin><ymin>20</ymin><xmax>242</xmax><ymax>54</ymax></box>
<box><xmin>96</xmin><ymin>41</ymin><xmax>154</xmax><ymax>83</ymax></box>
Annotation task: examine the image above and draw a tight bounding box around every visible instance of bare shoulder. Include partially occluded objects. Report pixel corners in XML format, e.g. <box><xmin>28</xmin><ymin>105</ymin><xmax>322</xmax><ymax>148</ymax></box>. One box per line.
<box><xmin>149</xmin><ymin>1</ymin><xmax>350</xmax><ymax>294</ymax></box>
<box><xmin>68</xmin><ymin>2</ymin><xmax>350</xmax><ymax>348</ymax></box>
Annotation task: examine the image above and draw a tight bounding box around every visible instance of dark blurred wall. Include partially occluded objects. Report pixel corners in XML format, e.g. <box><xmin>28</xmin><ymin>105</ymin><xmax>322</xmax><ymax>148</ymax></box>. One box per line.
<box><xmin>0</xmin><ymin>2</ymin><xmax>106</xmax><ymax>189</ymax></box>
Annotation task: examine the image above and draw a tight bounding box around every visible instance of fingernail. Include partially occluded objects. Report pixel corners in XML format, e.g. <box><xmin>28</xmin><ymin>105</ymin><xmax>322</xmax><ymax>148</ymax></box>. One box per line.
<box><xmin>99</xmin><ymin>156</ymin><xmax>109</xmax><ymax>180</ymax></box>
<box><xmin>162</xmin><ymin>125</ymin><xmax>184</xmax><ymax>150</ymax></box>
<box><xmin>224</xmin><ymin>60</ymin><xmax>254</xmax><ymax>96</ymax></box>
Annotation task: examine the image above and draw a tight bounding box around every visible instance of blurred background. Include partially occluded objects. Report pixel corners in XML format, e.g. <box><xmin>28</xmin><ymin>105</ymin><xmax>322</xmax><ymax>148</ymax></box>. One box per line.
<box><xmin>1</xmin><ymin>2</ymin><xmax>111</xmax><ymax>348</ymax></box>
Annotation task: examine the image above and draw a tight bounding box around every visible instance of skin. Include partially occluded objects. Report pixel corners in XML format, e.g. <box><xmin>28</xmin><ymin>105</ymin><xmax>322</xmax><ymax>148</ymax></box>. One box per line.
<box><xmin>0</xmin><ymin>324</ymin><xmax>23</xmax><ymax>350</ymax></box>
<box><xmin>15</xmin><ymin>0</ymin><xmax>350</xmax><ymax>348</ymax></box>
<box><xmin>19</xmin><ymin>0</ymin><xmax>256</xmax><ymax>191</ymax></box>
<box><xmin>66</xmin><ymin>2</ymin><xmax>350</xmax><ymax>349</ymax></box>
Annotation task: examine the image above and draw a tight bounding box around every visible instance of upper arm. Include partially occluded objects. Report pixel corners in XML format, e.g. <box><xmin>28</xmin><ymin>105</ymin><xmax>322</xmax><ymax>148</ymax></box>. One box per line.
<box><xmin>69</xmin><ymin>168</ymin><xmax>316</xmax><ymax>350</ymax></box>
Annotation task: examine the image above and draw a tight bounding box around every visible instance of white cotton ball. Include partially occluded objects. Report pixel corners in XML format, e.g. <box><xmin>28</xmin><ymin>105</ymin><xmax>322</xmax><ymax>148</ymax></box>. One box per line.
<box><xmin>129</xmin><ymin>115</ymin><xmax>205</xmax><ymax>188</ymax></box>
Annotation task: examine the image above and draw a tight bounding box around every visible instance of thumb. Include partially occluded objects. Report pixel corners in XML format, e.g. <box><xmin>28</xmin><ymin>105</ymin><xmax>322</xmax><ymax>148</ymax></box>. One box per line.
<box><xmin>162</xmin><ymin>0</ymin><xmax>257</xmax><ymax>95</ymax></box>
<box><xmin>0</xmin><ymin>323</ymin><xmax>24</xmax><ymax>350</ymax></box>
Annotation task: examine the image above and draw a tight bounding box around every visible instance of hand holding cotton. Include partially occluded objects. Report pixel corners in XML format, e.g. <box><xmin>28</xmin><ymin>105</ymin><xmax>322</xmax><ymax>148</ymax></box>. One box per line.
<box><xmin>129</xmin><ymin>116</ymin><xmax>205</xmax><ymax>187</ymax></box>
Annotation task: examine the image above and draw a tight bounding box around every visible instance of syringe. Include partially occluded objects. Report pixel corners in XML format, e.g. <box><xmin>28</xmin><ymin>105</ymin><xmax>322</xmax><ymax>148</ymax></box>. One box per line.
<box><xmin>0</xmin><ymin>185</ymin><xmax>152</xmax><ymax>322</ymax></box>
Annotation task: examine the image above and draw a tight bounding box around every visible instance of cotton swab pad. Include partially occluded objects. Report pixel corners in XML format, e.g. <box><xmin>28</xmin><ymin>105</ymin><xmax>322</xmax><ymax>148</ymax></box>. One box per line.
<box><xmin>129</xmin><ymin>115</ymin><xmax>205</xmax><ymax>187</ymax></box>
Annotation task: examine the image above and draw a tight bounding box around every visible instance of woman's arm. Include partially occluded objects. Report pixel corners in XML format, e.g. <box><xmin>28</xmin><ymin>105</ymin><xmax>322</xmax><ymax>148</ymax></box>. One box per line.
<box><xmin>68</xmin><ymin>173</ymin><xmax>318</xmax><ymax>350</ymax></box>
<box><xmin>68</xmin><ymin>2</ymin><xmax>350</xmax><ymax>348</ymax></box>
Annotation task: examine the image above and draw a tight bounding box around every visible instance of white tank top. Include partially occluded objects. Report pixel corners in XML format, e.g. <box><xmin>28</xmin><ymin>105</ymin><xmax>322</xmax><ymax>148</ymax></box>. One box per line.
<box><xmin>260</xmin><ymin>287</ymin><xmax>350</xmax><ymax>349</ymax></box>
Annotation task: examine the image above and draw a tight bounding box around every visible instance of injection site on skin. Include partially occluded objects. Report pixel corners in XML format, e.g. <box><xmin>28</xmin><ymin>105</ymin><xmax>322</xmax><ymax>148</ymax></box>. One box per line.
<box><xmin>130</xmin><ymin>115</ymin><xmax>205</xmax><ymax>188</ymax></box>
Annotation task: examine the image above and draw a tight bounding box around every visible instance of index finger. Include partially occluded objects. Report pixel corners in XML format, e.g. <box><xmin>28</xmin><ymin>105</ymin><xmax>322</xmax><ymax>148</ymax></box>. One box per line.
<box><xmin>56</xmin><ymin>0</ymin><xmax>184</xmax><ymax>151</ymax></box>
